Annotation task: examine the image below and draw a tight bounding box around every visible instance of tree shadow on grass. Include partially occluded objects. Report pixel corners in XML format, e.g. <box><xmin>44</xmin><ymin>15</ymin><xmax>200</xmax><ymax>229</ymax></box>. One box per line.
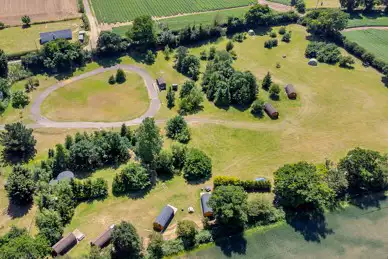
<box><xmin>285</xmin><ymin>208</ymin><xmax>334</xmax><ymax>242</ymax></box>
<box><xmin>7</xmin><ymin>202</ymin><xmax>32</xmax><ymax>219</ymax></box>
<box><xmin>95</xmin><ymin>55</ymin><xmax>122</xmax><ymax>68</ymax></box>
<box><xmin>349</xmin><ymin>191</ymin><xmax>387</xmax><ymax>210</ymax></box>
<box><xmin>382</xmin><ymin>76</ymin><xmax>388</xmax><ymax>88</ymax></box>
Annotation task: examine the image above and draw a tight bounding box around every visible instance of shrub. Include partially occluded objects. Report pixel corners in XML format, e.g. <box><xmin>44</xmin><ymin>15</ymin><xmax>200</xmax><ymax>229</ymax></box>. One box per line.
<box><xmin>112</xmin><ymin>162</ymin><xmax>150</xmax><ymax>193</ymax></box>
<box><xmin>116</xmin><ymin>69</ymin><xmax>126</xmax><ymax>83</ymax></box>
<box><xmin>165</xmin><ymin>115</ymin><xmax>191</xmax><ymax>143</ymax></box>
<box><xmin>339</xmin><ymin>55</ymin><xmax>355</xmax><ymax>68</ymax></box>
<box><xmin>145</xmin><ymin>50</ymin><xmax>156</xmax><ymax>64</ymax></box>
<box><xmin>295</xmin><ymin>0</ymin><xmax>306</xmax><ymax>13</ymax></box>
<box><xmin>232</xmin><ymin>33</ymin><xmax>245</xmax><ymax>42</ymax></box>
<box><xmin>282</xmin><ymin>32</ymin><xmax>291</xmax><ymax>42</ymax></box>
<box><xmin>24</xmin><ymin>77</ymin><xmax>39</xmax><ymax>92</ymax></box>
<box><xmin>71</xmin><ymin>178</ymin><xmax>108</xmax><ymax>201</ymax></box>
<box><xmin>183</xmin><ymin>148</ymin><xmax>212</xmax><ymax>181</ymax></box>
<box><xmin>305</xmin><ymin>42</ymin><xmax>340</xmax><ymax>64</ymax></box>
<box><xmin>155</xmin><ymin>149</ymin><xmax>175</xmax><ymax>176</ymax></box>
<box><xmin>230</xmin><ymin>50</ymin><xmax>237</xmax><ymax>60</ymax></box>
<box><xmin>5</xmin><ymin>166</ymin><xmax>35</xmax><ymax>205</ymax></box>
<box><xmin>262</xmin><ymin>72</ymin><xmax>272</xmax><ymax>90</ymax></box>
<box><xmin>147</xmin><ymin>232</ymin><xmax>164</xmax><ymax>259</ymax></box>
<box><xmin>195</xmin><ymin>230</ymin><xmax>213</xmax><ymax>245</ymax></box>
<box><xmin>226</xmin><ymin>40</ymin><xmax>234</xmax><ymax>52</ymax></box>
<box><xmin>269</xmin><ymin>31</ymin><xmax>277</xmax><ymax>38</ymax></box>
<box><xmin>162</xmin><ymin>238</ymin><xmax>184</xmax><ymax>257</ymax></box>
<box><xmin>213</xmin><ymin>176</ymin><xmax>272</xmax><ymax>192</ymax></box>
<box><xmin>278</xmin><ymin>27</ymin><xmax>286</xmax><ymax>35</ymax></box>
<box><xmin>208</xmin><ymin>46</ymin><xmax>216</xmax><ymax>60</ymax></box>
<box><xmin>200</xmin><ymin>50</ymin><xmax>207</xmax><ymax>60</ymax></box>
<box><xmin>176</xmin><ymin>220</ymin><xmax>197</xmax><ymax>247</ymax></box>
<box><xmin>111</xmin><ymin>221</ymin><xmax>142</xmax><ymax>258</ymax></box>
<box><xmin>171</xmin><ymin>143</ymin><xmax>187</xmax><ymax>170</ymax></box>
<box><xmin>269</xmin><ymin>84</ymin><xmax>280</xmax><ymax>99</ymax></box>
<box><xmin>108</xmin><ymin>75</ymin><xmax>116</xmax><ymax>84</ymax></box>
<box><xmin>264</xmin><ymin>39</ymin><xmax>278</xmax><ymax>49</ymax></box>
<box><xmin>11</xmin><ymin>90</ymin><xmax>29</xmax><ymax>108</ymax></box>
<box><xmin>0</xmin><ymin>22</ymin><xmax>5</xmax><ymax>30</ymax></box>
<box><xmin>250</xmin><ymin>98</ymin><xmax>265</xmax><ymax>116</ymax></box>
<box><xmin>247</xmin><ymin>196</ymin><xmax>285</xmax><ymax>225</ymax></box>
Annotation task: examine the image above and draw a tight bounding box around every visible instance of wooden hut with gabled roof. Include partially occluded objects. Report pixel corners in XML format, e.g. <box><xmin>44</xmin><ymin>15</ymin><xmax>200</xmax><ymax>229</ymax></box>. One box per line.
<box><xmin>153</xmin><ymin>204</ymin><xmax>177</xmax><ymax>232</ymax></box>
<box><xmin>264</xmin><ymin>103</ymin><xmax>279</xmax><ymax>119</ymax></box>
<box><xmin>52</xmin><ymin>232</ymin><xmax>77</xmax><ymax>256</ymax></box>
<box><xmin>285</xmin><ymin>84</ymin><xmax>297</xmax><ymax>99</ymax></box>
<box><xmin>156</xmin><ymin>77</ymin><xmax>166</xmax><ymax>90</ymax></box>
<box><xmin>90</xmin><ymin>224</ymin><xmax>115</xmax><ymax>249</ymax></box>
<box><xmin>200</xmin><ymin>193</ymin><xmax>213</xmax><ymax>217</ymax></box>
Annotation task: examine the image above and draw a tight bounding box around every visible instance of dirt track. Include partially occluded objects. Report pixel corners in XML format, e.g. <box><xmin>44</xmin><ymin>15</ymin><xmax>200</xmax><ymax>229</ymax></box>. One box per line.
<box><xmin>0</xmin><ymin>0</ymin><xmax>79</xmax><ymax>25</ymax></box>
<box><xmin>342</xmin><ymin>26</ymin><xmax>388</xmax><ymax>32</ymax></box>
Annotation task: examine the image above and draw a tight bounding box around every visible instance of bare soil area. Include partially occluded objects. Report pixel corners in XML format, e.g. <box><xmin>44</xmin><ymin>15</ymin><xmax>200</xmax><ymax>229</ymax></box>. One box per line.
<box><xmin>0</xmin><ymin>0</ymin><xmax>80</xmax><ymax>26</ymax></box>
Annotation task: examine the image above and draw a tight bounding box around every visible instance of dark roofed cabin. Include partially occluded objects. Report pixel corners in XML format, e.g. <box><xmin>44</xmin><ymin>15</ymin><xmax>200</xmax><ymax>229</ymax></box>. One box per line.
<box><xmin>91</xmin><ymin>225</ymin><xmax>115</xmax><ymax>249</ymax></box>
<box><xmin>40</xmin><ymin>29</ymin><xmax>72</xmax><ymax>45</ymax></box>
<box><xmin>201</xmin><ymin>193</ymin><xmax>213</xmax><ymax>217</ymax></box>
<box><xmin>156</xmin><ymin>78</ymin><xmax>166</xmax><ymax>90</ymax></box>
<box><xmin>264</xmin><ymin>103</ymin><xmax>279</xmax><ymax>119</ymax></box>
<box><xmin>285</xmin><ymin>84</ymin><xmax>297</xmax><ymax>99</ymax></box>
<box><xmin>52</xmin><ymin>232</ymin><xmax>77</xmax><ymax>256</ymax></box>
<box><xmin>153</xmin><ymin>205</ymin><xmax>174</xmax><ymax>232</ymax></box>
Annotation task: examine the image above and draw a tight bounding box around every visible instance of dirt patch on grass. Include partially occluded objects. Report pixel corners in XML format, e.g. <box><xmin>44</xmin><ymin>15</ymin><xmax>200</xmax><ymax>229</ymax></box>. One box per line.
<box><xmin>0</xmin><ymin>0</ymin><xmax>79</xmax><ymax>25</ymax></box>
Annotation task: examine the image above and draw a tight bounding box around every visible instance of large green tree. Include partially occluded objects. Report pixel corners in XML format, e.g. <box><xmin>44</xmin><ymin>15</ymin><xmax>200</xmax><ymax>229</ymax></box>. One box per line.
<box><xmin>97</xmin><ymin>31</ymin><xmax>127</xmax><ymax>55</ymax></box>
<box><xmin>111</xmin><ymin>221</ymin><xmax>142</xmax><ymax>258</ymax></box>
<box><xmin>208</xmin><ymin>185</ymin><xmax>248</xmax><ymax>227</ymax></box>
<box><xmin>165</xmin><ymin>115</ymin><xmax>191</xmax><ymax>143</ymax></box>
<box><xmin>113</xmin><ymin>162</ymin><xmax>151</xmax><ymax>193</ymax></box>
<box><xmin>245</xmin><ymin>4</ymin><xmax>273</xmax><ymax>26</ymax></box>
<box><xmin>135</xmin><ymin>117</ymin><xmax>163</xmax><ymax>164</ymax></box>
<box><xmin>127</xmin><ymin>15</ymin><xmax>156</xmax><ymax>48</ymax></box>
<box><xmin>339</xmin><ymin>0</ymin><xmax>361</xmax><ymax>11</ymax></box>
<box><xmin>274</xmin><ymin>161</ymin><xmax>335</xmax><ymax>209</ymax></box>
<box><xmin>176</xmin><ymin>220</ymin><xmax>197</xmax><ymax>247</ymax></box>
<box><xmin>0</xmin><ymin>122</ymin><xmax>37</xmax><ymax>164</ymax></box>
<box><xmin>303</xmin><ymin>9</ymin><xmax>349</xmax><ymax>36</ymax></box>
<box><xmin>36</xmin><ymin>209</ymin><xmax>63</xmax><ymax>245</ymax></box>
<box><xmin>6</xmin><ymin>166</ymin><xmax>35</xmax><ymax>205</ymax></box>
<box><xmin>183</xmin><ymin>148</ymin><xmax>212</xmax><ymax>181</ymax></box>
<box><xmin>0</xmin><ymin>49</ymin><xmax>8</xmax><ymax>78</ymax></box>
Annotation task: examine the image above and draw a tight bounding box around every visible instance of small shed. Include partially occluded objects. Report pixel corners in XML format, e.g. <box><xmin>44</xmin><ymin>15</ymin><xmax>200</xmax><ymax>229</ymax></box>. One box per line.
<box><xmin>200</xmin><ymin>193</ymin><xmax>213</xmax><ymax>217</ymax></box>
<box><xmin>255</xmin><ymin>177</ymin><xmax>267</xmax><ymax>182</ymax></box>
<box><xmin>91</xmin><ymin>224</ymin><xmax>115</xmax><ymax>248</ymax></box>
<box><xmin>156</xmin><ymin>78</ymin><xmax>166</xmax><ymax>90</ymax></box>
<box><xmin>285</xmin><ymin>84</ymin><xmax>297</xmax><ymax>99</ymax></box>
<box><xmin>40</xmin><ymin>29</ymin><xmax>72</xmax><ymax>45</ymax></box>
<box><xmin>264</xmin><ymin>103</ymin><xmax>279</xmax><ymax>119</ymax></box>
<box><xmin>308</xmin><ymin>58</ymin><xmax>318</xmax><ymax>66</ymax></box>
<box><xmin>49</xmin><ymin>170</ymin><xmax>75</xmax><ymax>185</ymax></box>
<box><xmin>172</xmin><ymin>84</ymin><xmax>178</xmax><ymax>91</ymax></box>
<box><xmin>153</xmin><ymin>205</ymin><xmax>176</xmax><ymax>232</ymax></box>
<box><xmin>52</xmin><ymin>232</ymin><xmax>77</xmax><ymax>256</ymax></box>
<box><xmin>248</xmin><ymin>29</ymin><xmax>255</xmax><ymax>36</ymax></box>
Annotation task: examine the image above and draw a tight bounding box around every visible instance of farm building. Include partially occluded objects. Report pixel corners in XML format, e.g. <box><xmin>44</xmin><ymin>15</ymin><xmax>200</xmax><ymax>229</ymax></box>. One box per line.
<box><xmin>264</xmin><ymin>103</ymin><xmax>279</xmax><ymax>119</ymax></box>
<box><xmin>285</xmin><ymin>84</ymin><xmax>297</xmax><ymax>99</ymax></box>
<box><xmin>40</xmin><ymin>29</ymin><xmax>72</xmax><ymax>44</ymax></box>
<box><xmin>52</xmin><ymin>232</ymin><xmax>78</xmax><ymax>256</ymax></box>
<box><xmin>91</xmin><ymin>224</ymin><xmax>115</xmax><ymax>248</ymax></box>
<box><xmin>156</xmin><ymin>77</ymin><xmax>166</xmax><ymax>90</ymax></box>
<box><xmin>153</xmin><ymin>205</ymin><xmax>176</xmax><ymax>231</ymax></box>
<box><xmin>200</xmin><ymin>193</ymin><xmax>213</xmax><ymax>217</ymax></box>
<box><xmin>49</xmin><ymin>170</ymin><xmax>75</xmax><ymax>185</ymax></box>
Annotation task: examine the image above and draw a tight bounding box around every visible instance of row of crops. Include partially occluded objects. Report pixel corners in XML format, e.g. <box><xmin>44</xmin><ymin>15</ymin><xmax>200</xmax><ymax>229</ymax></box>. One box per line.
<box><xmin>91</xmin><ymin>0</ymin><xmax>255</xmax><ymax>23</ymax></box>
<box><xmin>342</xmin><ymin>29</ymin><xmax>388</xmax><ymax>63</ymax></box>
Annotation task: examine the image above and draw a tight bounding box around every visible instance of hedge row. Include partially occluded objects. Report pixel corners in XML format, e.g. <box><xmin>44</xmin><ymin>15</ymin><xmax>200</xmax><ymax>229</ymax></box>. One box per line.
<box><xmin>71</xmin><ymin>178</ymin><xmax>108</xmax><ymax>201</ymax></box>
<box><xmin>213</xmin><ymin>176</ymin><xmax>271</xmax><ymax>192</ymax></box>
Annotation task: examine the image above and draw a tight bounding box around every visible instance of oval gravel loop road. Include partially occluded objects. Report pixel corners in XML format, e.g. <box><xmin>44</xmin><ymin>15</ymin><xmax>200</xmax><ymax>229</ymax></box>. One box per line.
<box><xmin>30</xmin><ymin>64</ymin><xmax>161</xmax><ymax>129</ymax></box>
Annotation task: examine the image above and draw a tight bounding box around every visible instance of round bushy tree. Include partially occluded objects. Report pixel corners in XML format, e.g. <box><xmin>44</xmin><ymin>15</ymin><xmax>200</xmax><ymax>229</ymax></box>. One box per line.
<box><xmin>135</xmin><ymin>117</ymin><xmax>163</xmax><ymax>164</ymax></box>
<box><xmin>112</xmin><ymin>221</ymin><xmax>142</xmax><ymax>258</ymax></box>
<box><xmin>6</xmin><ymin>165</ymin><xmax>35</xmax><ymax>205</ymax></box>
<box><xmin>183</xmin><ymin>148</ymin><xmax>212</xmax><ymax>181</ymax></box>
<box><xmin>176</xmin><ymin>220</ymin><xmax>197</xmax><ymax>247</ymax></box>
<box><xmin>250</xmin><ymin>98</ymin><xmax>265</xmax><ymax>116</ymax></box>
<box><xmin>116</xmin><ymin>69</ymin><xmax>126</xmax><ymax>83</ymax></box>
<box><xmin>155</xmin><ymin>149</ymin><xmax>175</xmax><ymax>176</ymax></box>
<box><xmin>117</xmin><ymin>162</ymin><xmax>151</xmax><ymax>191</ymax></box>
<box><xmin>269</xmin><ymin>84</ymin><xmax>280</xmax><ymax>100</ymax></box>
<box><xmin>11</xmin><ymin>90</ymin><xmax>30</xmax><ymax>108</ymax></box>
<box><xmin>36</xmin><ymin>209</ymin><xmax>63</xmax><ymax>245</ymax></box>
<box><xmin>165</xmin><ymin>115</ymin><xmax>191</xmax><ymax>143</ymax></box>
<box><xmin>262</xmin><ymin>72</ymin><xmax>272</xmax><ymax>90</ymax></box>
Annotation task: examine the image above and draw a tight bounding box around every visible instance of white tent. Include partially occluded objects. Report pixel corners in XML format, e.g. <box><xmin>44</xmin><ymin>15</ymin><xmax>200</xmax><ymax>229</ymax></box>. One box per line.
<box><xmin>248</xmin><ymin>29</ymin><xmax>255</xmax><ymax>36</ymax></box>
<box><xmin>308</xmin><ymin>58</ymin><xmax>318</xmax><ymax>66</ymax></box>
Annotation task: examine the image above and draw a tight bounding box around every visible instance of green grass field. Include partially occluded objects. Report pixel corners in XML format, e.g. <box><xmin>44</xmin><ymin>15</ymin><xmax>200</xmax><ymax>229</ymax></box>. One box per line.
<box><xmin>347</xmin><ymin>12</ymin><xmax>388</xmax><ymax>28</ymax></box>
<box><xmin>0</xmin><ymin>19</ymin><xmax>82</xmax><ymax>55</ymax></box>
<box><xmin>41</xmin><ymin>71</ymin><xmax>149</xmax><ymax>122</ymax></box>
<box><xmin>186</xmin><ymin>193</ymin><xmax>388</xmax><ymax>258</ymax></box>
<box><xmin>342</xmin><ymin>29</ymin><xmax>388</xmax><ymax>63</ymax></box>
<box><xmin>90</xmin><ymin>0</ymin><xmax>255</xmax><ymax>23</ymax></box>
<box><xmin>267</xmin><ymin>0</ymin><xmax>340</xmax><ymax>8</ymax></box>
<box><xmin>266</xmin><ymin>0</ymin><xmax>291</xmax><ymax>6</ymax></box>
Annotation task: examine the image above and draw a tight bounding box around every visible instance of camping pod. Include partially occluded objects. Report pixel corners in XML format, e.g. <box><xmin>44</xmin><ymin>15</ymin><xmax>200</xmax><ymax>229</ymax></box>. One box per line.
<box><xmin>153</xmin><ymin>205</ymin><xmax>176</xmax><ymax>232</ymax></box>
<box><xmin>90</xmin><ymin>224</ymin><xmax>115</xmax><ymax>249</ymax></box>
<box><xmin>264</xmin><ymin>103</ymin><xmax>279</xmax><ymax>119</ymax></box>
<box><xmin>156</xmin><ymin>77</ymin><xmax>166</xmax><ymax>90</ymax></box>
<box><xmin>200</xmin><ymin>193</ymin><xmax>213</xmax><ymax>217</ymax></box>
<box><xmin>52</xmin><ymin>233</ymin><xmax>77</xmax><ymax>256</ymax></box>
<box><xmin>285</xmin><ymin>84</ymin><xmax>297</xmax><ymax>99</ymax></box>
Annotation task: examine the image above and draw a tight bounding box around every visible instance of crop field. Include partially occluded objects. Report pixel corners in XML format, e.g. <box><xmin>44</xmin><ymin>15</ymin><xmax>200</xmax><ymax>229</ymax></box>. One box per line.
<box><xmin>347</xmin><ymin>12</ymin><xmax>388</xmax><ymax>28</ymax></box>
<box><xmin>342</xmin><ymin>29</ymin><xmax>388</xmax><ymax>63</ymax></box>
<box><xmin>0</xmin><ymin>0</ymin><xmax>79</xmax><ymax>26</ymax></box>
<box><xmin>90</xmin><ymin>0</ymin><xmax>255</xmax><ymax>23</ymax></box>
<box><xmin>186</xmin><ymin>193</ymin><xmax>388</xmax><ymax>258</ymax></box>
<box><xmin>267</xmin><ymin>0</ymin><xmax>340</xmax><ymax>8</ymax></box>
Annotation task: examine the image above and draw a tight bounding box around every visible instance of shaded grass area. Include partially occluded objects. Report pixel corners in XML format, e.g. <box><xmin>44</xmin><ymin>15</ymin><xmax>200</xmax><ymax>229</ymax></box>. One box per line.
<box><xmin>342</xmin><ymin>29</ymin><xmax>388</xmax><ymax>63</ymax></box>
<box><xmin>41</xmin><ymin>71</ymin><xmax>149</xmax><ymax>122</ymax></box>
<box><xmin>185</xmin><ymin>193</ymin><xmax>388</xmax><ymax>258</ymax></box>
<box><xmin>347</xmin><ymin>12</ymin><xmax>388</xmax><ymax>28</ymax></box>
<box><xmin>0</xmin><ymin>19</ymin><xmax>82</xmax><ymax>55</ymax></box>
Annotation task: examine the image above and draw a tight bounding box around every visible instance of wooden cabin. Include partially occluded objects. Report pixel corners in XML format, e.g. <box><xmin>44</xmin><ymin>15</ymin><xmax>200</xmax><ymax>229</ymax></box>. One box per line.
<box><xmin>153</xmin><ymin>205</ymin><xmax>176</xmax><ymax>232</ymax></box>
<box><xmin>264</xmin><ymin>103</ymin><xmax>279</xmax><ymax>119</ymax></box>
<box><xmin>172</xmin><ymin>83</ymin><xmax>178</xmax><ymax>91</ymax></box>
<box><xmin>90</xmin><ymin>224</ymin><xmax>115</xmax><ymax>249</ymax></box>
<box><xmin>52</xmin><ymin>232</ymin><xmax>77</xmax><ymax>256</ymax></box>
<box><xmin>156</xmin><ymin>77</ymin><xmax>166</xmax><ymax>90</ymax></box>
<box><xmin>200</xmin><ymin>193</ymin><xmax>213</xmax><ymax>217</ymax></box>
<box><xmin>285</xmin><ymin>84</ymin><xmax>297</xmax><ymax>99</ymax></box>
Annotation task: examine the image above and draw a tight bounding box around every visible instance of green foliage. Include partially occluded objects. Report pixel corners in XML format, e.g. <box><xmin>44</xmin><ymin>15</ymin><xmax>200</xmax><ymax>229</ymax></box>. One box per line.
<box><xmin>338</xmin><ymin>148</ymin><xmax>388</xmax><ymax>192</ymax></box>
<box><xmin>147</xmin><ymin>232</ymin><xmax>164</xmax><ymax>259</ymax></box>
<box><xmin>175</xmin><ymin>51</ymin><xmax>200</xmax><ymax>80</ymax></box>
<box><xmin>163</xmin><ymin>45</ymin><xmax>171</xmax><ymax>60</ymax></box>
<box><xmin>274</xmin><ymin>161</ymin><xmax>335</xmax><ymax>209</ymax></box>
<box><xmin>166</xmin><ymin>86</ymin><xmax>175</xmax><ymax>109</ymax></box>
<box><xmin>11</xmin><ymin>90</ymin><xmax>29</xmax><ymax>108</ymax></box>
<box><xmin>8</xmin><ymin>64</ymin><xmax>31</xmax><ymax>83</ymax></box>
<box><xmin>270</xmin><ymin>31</ymin><xmax>277</xmax><ymax>38</ymax></box>
<box><xmin>113</xmin><ymin>162</ymin><xmax>150</xmax><ymax>193</ymax></box>
<box><xmin>24</xmin><ymin>77</ymin><xmax>39</xmax><ymax>92</ymax></box>
<box><xmin>213</xmin><ymin>175</ymin><xmax>271</xmax><ymax>192</ymax></box>
<box><xmin>179</xmin><ymin>86</ymin><xmax>204</xmax><ymax>115</ymax></box>
<box><xmin>305</xmin><ymin>42</ymin><xmax>341</xmax><ymax>64</ymax></box>
<box><xmin>278</xmin><ymin>26</ymin><xmax>286</xmax><ymax>35</ymax></box>
<box><xmin>82</xmin><ymin>13</ymin><xmax>90</xmax><ymax>30</ymax></box>
<box><xmin>200</xmin><ymin>50</ymin><xmax>207</xmax><ymax>60</ymax></box>
<box><xmin>226</xmin><ymin>40</ymin><xmax>234</xmax><ymax>52</ymax></box>
<box><xmin>179</xmin><ymin>80</ymin><xmax>195</xmax><ymax>98</ymax></box>
<box><xmin>282</xmin><ymin>32</ymin><xmax>291</xmax><ymax>42</ymax></box>
<box><xmin>295</xmin><ymin>0</ymin><xmax>306</xmax><ymax>13</ymax></box>
<box><xmin>71</xmin><ymin>178</ymin><xmax>108</xmax><ymax>201</ymax></box>
<box><xmin>247</xmin><ymin>196</ymin><xmax>285</xmax><ymax>225</ymax></box>
<box><xmin>165</xmin><ymin>115</ymin><xmax>191</xmax><ymax>143</ymax></box>
<box><xmin>264</xmin><ymin>38</ymin><xmax>278</xmax><ymax>49</ymax></box>
<box><xmin>340</xmin><ymin>0</ymin><xmax>361</xmax><ymax>12</ymax></box>
<box><xmin>195</xmin><ymin>230</ymin><xmax>213</xmax><ymax>245</ymax></box>
<box><xmin>232</xmin><ymin>33</ymin><xmax>246</xmax><ymax>42</ymax></box>
<box><xmin>112</xmin><ymin>221</ymin><xmax>142</xmax><ymax>258</ymax></box>
<box><xmin>209</xmin><ymin>185</ymin><xmax>248</xmax><ymax>227</ymax></box>
<box><xmin>5</xmin><ymin>166</ymin><xmax>35</xmax><ymax>205</ymax></box>
<box><xmin>208</xmin><ymin>46</ymin><xmax>216</xmax><ymax>60</ymax></box>
<box><xmin>162</xmin><ymin>238</ymin><xmax>184</xmax><ymax>257</ymax></box>
<box><xmin>339</xmin><ymin>55</ymin><xmax>355</xmax><ymax>68</ymax></box>
<box><xmin>245</xmin><ymin>4</ymin><xmax>273</xmax><ymax>26</ymax></box>
<box><xmin>120</xmin><ymin>123</ymin><xmax>133</xmax><ymax>144</ymax></box>
<box><xmin>183</xmin><ymin>148</ymin><xmax>212</xmax><ymax>181</ymax></box>
<box><xmin>36</xmin><ymin>209</ymin><xmax>63</xmax><ymax>245</ymax></box>
<box><xmin>21</xmin><ymin>15</ymin><xmax>31</xmax><ymax>26</ymax></box>
<box><xmin>269</xmin><ymin>84</ymin><xmax>280</xmax><ymax>100</ymax></box>
<box><xmin>128</xmin><ymin>15</ymin><xmax>156</xmax><ymax>48</ymax></box>
<box><xmin>135</xmin><ymin>117</ymin><xmax>163</xmax><ymax>164</ymax></box>
<box><xmin>108</xmin><ymin>75</ymin><xmax>116</xmax><ymax>84</ymax></box>
<box><xmin>250</xmin><ymin>98</ymin><xmax>265</xmax><ymax>116</ymax></box>
<box><xmin>0</xmin><ymin>122</ymin><xmax>36</xmax><ymax>164</ymax></box>
<box><xmin>0</xmin><ymin>22</ymin><xmax>5</xmax><ymax>30</ymax></box>
<box><xmin>325</xmin><ymin>166</ymin><xmax>348</xmax><ymax>197</ymax></box>
<box><xmin>262</xmin><ymin>72</ymin><xmax>272</xmax><ymax>90</ymax></box>
<box><xmin>155</xmin><ymin>149</ymin><xmax>175</xmax><ymax>176</ymax></box>
<box><xmin>171</xmin><ymin>143</ymin><xmax>187</xmax><ymax>170</ymax></box>
<box><xmin>145</xmin><ymin>50</ymin><xmax>156</xmax><ymax>64</ymax></box>
<box><xmin>97</xmin><ymin>31</ymin><xmax>127</xmax><ymax>55</ymax></box>
<box><xmin>302</xmin><ymin>9</ymin><xmax>349</xmax><ymax>36</ymax></box>
<box><xmin>176</xmin><ymin>220</ymin><xmax>198</xmax><ymax>247</ymax></box>
<box><xmin>116</xmin><ymin>69</ymin><xmax>126</xmax><ymax>83</ymax></box>
<box><xmin>0</xmin><ymin>49</ymin><xmax>7</xmax><ymax>78</ymax></box>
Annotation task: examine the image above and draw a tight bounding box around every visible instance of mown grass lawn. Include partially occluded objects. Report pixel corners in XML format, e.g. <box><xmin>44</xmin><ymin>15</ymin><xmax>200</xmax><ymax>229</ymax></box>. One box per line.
<box><xmin>0</xmin><ymin>19</ymin><xmax>82</xmax><ymax>55</ymax></box>
<box><xmin>347</xmin><ymin>12</ymin><xmax>388</xmax><ymax>28</ymax></box>
<box><xmin>342</xmin><ymin>29</ymin><xmax>388</xmax><ymax>63</ymax></box>
<box><xmin>41</xmin><ymin>71</ymin><xmax>149</xmax><ymax>122</ymax></box>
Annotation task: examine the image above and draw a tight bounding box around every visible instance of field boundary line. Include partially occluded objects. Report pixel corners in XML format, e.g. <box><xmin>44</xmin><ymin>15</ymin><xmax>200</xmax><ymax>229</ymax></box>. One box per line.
<box><xmin>343</xmin><ymin>26</ymin><xmax>388</xmax><ymax>32</ymax></box>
